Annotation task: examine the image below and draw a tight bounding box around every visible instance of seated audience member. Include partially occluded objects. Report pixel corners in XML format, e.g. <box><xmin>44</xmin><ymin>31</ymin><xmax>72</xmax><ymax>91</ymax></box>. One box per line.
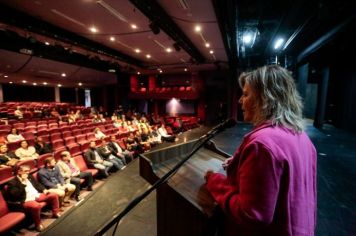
<box><xmin>5</xmin><ymin>165</ymin><xmax>61</xmax><ymax>232</ymax></box>
<box><xmin>15</xmin><ymin>140</ymin><xmax>39</xmax><ymax>160</ymax></box>
<box><xmin>92</xmin><ymin>114</ymin><xmax>101</xmax><ymax>123</ymax></box>
<box><xmin>50</xmin><ymin>108</ymin><xmax>61</xmax><ymax>120</ymax></box>
<box><xmin>38</xmin><ymin>157</ymin><xmax>75</xmax><ymax>206</ymax></box>
<box><xmin>56</xmin><ymin>151</ymin><xmax>93</xmax><ymax>201</ymax></box>
<box><xmin>0</xmin><ymin>136</ymin><xmax>8</xmax><ymax>144</ymax></box>
<box><xmin>149</xmin><ymin>126</ymin><xmax>162</xmax><ymax>144</ymax></box>
<box><xmin>126</xmin><ymin>132</ymin><xmax>144</xmax><ymax>154</ymax></box>
<box><xmin>108</xmin><ymin>136</ymin><xmax>133</xmax><ymax>164</ymax></box>
<box><xmin>7</xmin><ymin>128</ymin><xmax>25</xmax><ymax>143</ymax></box>
<box><xmin>98</xmin><ymin>114</ymin><xmax>106</xmax><ymax>122</ymax></box>
<box><xmin>158</xmin><ymin>124</ymin><xmax>176</xmax><ymax>142</ymax></box>
<box><xmin>14</xmin><ymin>106</ymin><xmax>24</xmax><ymax>119</ymax></box>
<box><xmin>67</xmin><ymin>111</ymin><xmax>77</xmax><ymax>123</ymax></box>
<box><xmin>34</xmin><ymin>136</ymin><xmax>53</xmax><ymax>155</ymax></box>
<box><xmin>84</xmin><ymin>141</ymin><xmax>113</xmax><ymax>177</ymax></box>
<box><xmin>97</xmin><ymin>139</ymin><xmax>125</xmax><ymax>170</ymax></box>
<box><xmin>94</xmin><ymin>127</ymin><xmax>106</xmax><ymax>139</ymax></box>
<box><xmin>0</xmin><ymin>143</ymin><xmax>19</xmax><ymax>167</ymax></box>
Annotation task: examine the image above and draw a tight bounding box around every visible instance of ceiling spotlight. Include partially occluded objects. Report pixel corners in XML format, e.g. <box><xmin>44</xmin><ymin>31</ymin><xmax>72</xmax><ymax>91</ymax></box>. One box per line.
<box><xmin>166</xmin><ymin>48</ymin><xmax>172</xmax><ymax>53</ymax></box>
<box><xmin>149</xmin><ymin>22</ymin><xmax>160</xmax><ymax>35</ymax></box>
<box><xmin>194</xmin><ymin>25</ymin><xmax>202</xmax><ymax>32</ymax></box>
<box><xmin>58</xmin><ymin>84</ymin><xmax>62</xmax><ymax>87</ymax></box>
<box><xmin>33</xmin><ymin>83</ymin><xmax>37</xmax><ymax>86</ymax></box>
<box><xmin>89</xmin><ymin>27</ymin><xmax>98</xmax><ymax>33</ymax></box>
<box><xmin>43</xmin><ymin>82</ymin><xmax>48</xmax><ymax>85</ymax></box>
<box><xmin>22</xmin><ymin>80</ymin><xmax>27</xmax><ymax>83</ymax></box>
<box><xmin>137</xmin><ymin>72</ymin><xmax>141</xmax><ymax>75</ymax></box>
<box><xmin>4</xmin><ymin>75</ymin><xmax>8</xmax><ymax>78</ymax></box>
<box><xmin>243</xmin><ymin>33</ymin><xmax>253</xmax><ymax>44</ymax></box>
<box><xmin>131</xmin><ymin>24</ymin><xmax>137</xmax><ymax>29</ymax></box>
<box><xmin>146</xmin><ymin>54</ymin><xmax>151</xmax><ymax>58</ymax></box>
<box><xmin>274</xmin><ymin>38</ymin><xmax>285</xmax><ymax>49</ymax></box>
<box><xmin>205</xmin><ymin>42</ymin><xmax>210</xmax><ymax>48</ymax></box>
<box><xmin>135</xmin><ymin>48</ymin><xmax>141</xmax><ymax>53</ymax></box>
<box><xmin>184</xmin><ymin>68</ymin><xmax>188</xmax><ymax>72</ymax></box>
<box><xmin>159</xmin><ymin>70</ymin><xmax>163</xmax><ymax>73</ymax></box>
<box><xmin>78</xmin><ymin>83</ymin><xmax>82</xmax><ymax>86</ymax></box>
<box><xmin>173</xmin><ymin>42</ymin><xmax>181</xmax><ymax>52</ymax></box>
<box><xmin>110</xmin><ymin>36</ymin><xmax>115</xmax><ymax>41</ymax></box>
<box><xmin>45</xmin><ymin>41</ymin><xmax>50</xmax><ymax>45</ymax></box>
<box><xmin>61</xmin><ymin>73</ymin><xmax>66</xmax><ymax>77</ymax></box>
<box><xmin>209</xmin><ymin>50</ymin><xmax>214</xmax><ymax>54</ymax></box>
<box><xmin>9</xmin><ymin>81</ymin><xmax>13</xmax><ymax>84</ymax></box>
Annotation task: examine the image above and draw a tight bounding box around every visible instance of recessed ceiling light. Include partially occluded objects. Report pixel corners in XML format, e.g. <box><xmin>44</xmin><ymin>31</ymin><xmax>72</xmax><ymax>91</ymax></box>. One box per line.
<box><xmin>110</xmin><ymin>36</ymin><xmax>115</xmax><ymax>41</ymax></box>
<box><xmin>209</xmin><ymin>50</ymin><xmax>214</xmax><ymax>54</ymax></box>
<box><xmin>9</xmin><ymin>81</ymin><xmax>13</xmax><ymax>84</ymax></box>
<box><xmin>61</xmin><ymin>73</ymin><xmax>66</xmax><ymax>77</ymax></box>
<box><xmin>135</xmin><ymin>48</ymin><xmax>141</xmax><ymax>53</ymax></box>
<box><xmin>89</xmin><ymin>26</ymin><xmax>98</xmax><ymax>33</ymax></box>
<box><xmin>166</xmin><ymin>48</ymin><xmax>172</xmax><ymax>53</ymax></box>
<box><xmin>43</xmin><ymin>82</ymin><xmax>47</xmax><ymax>85</ymax></box>
<box><xmin>159</xmin><ymin>70</ymin><xmax>163</xmax><ymax>73</ymax></box>
<box><xmin>137</xmin><ymin>72</ymin><xmax>141</xmax><ymax>75</ymax></box>
<box><xmin>146</xmin><ymin>54</ymin><xmax>151</xmax><ymax>58</ymax></box>
<box><xmin>184</xmin><ymin>68</ymin><xmax>188</xmax><ymax>72</ymax></box>
<box><xmin>194</xmin><ymin>25</ymin><xmax>202</xmax><ymax>32</ymax></box>
<box><xmin>58</xmin><ymin>84</ymin><xmax>62</xmax><ymax>87</ymax></box>
<box><xmin>131</xmin><ymin>24</ymin><xmax>137</xmax><ymax>29</ymax></box>
<box><xmin>45</xmin><ymin>41</ymin><xmax>50</xmax><ymax>45</ymax></box>
<box><xmin>205</xmin><ymin>43</ymin><xmax>210</xmax><ymax>48</ymax></box>
<box><xmin>78</xmin><ymin>83</ymin><xmax>82</xmax><ymax>86</ymax></box>
<box><xmin>33</xmin><ymin>83</ymin><xmax>37</xmax><ymax>86</ymax></box>
<box><xmin>4</xmin><ymin>75</ymin><xmax>8</xmax><ymax>78</ymax></box>
<box><xmin>22</xmin><ymin>80</ymin><xmax>27</xmax><ymax>83</ymax></box>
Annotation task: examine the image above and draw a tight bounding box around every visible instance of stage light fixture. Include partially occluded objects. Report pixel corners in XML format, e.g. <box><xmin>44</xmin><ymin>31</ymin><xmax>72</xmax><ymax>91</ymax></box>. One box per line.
<box><xmin>149</xmin><ymin>22</ymin><xmax>160</xmax><ymax>35</ymax></box>
<box><xmin>173</xmin><ymin>42</ymin><xmax>181</xmax><ymax>52</ymax></box>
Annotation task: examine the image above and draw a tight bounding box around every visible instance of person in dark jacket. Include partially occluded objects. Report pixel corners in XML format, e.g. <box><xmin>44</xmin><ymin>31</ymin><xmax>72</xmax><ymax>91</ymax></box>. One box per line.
<box><xmin>84</xmin><ymin>141</ymin><xmax>113</xmax><ymax>177</ymax></box>
<box><xmin>34</xmin><ymin>136</ymin><xmax>52</xmax><ymax>155</ymax></box>
<box><xmin>97</xmin><ymin>139</ymin><xmax>124</xmax><ymax>170</ymax></box>
<box><xmin>107</xmin><ymin>135</ymin><xmax>133</xmax><ymax>164</ymax></box>
<box><xmin>5</xmin><ymin>165</ymin><xmax>61</xmax><ymax>232</ymax></box>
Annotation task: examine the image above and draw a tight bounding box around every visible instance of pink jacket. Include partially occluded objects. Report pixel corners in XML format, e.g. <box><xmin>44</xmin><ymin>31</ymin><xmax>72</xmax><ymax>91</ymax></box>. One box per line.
<box><xmin>206</xmin><ymin>122</ymin><xmax>317</xmax><ymax>236</ymax></box>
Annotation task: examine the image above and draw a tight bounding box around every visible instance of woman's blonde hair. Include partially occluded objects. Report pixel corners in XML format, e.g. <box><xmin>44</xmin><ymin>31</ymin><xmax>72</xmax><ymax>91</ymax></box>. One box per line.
<box><xmin>238</xmin><ymin>65</ymin><xmax>304</xmax><ymax>132</ymax></box>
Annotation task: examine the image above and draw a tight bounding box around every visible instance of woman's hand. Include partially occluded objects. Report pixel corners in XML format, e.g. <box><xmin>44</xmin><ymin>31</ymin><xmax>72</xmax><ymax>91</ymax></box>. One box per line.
<box><xmin>204</xmin><ymin>169</ymin><xmax>215</xmax><ymax>182</ymax></box>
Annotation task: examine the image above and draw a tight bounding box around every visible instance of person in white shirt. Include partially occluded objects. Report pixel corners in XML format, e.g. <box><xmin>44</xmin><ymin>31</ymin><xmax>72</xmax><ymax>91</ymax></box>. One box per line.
<box><xmin>157</xmin><ymin>124</ymin><xmax>176</xmax><ymax>142</ymax></box>
<box><xmin>7</xmin><ymin>128</ymin><xmax>25</xmax><ymax>143</ymax></box>
<box><xmin>94</xmin><ymin>127</ymin><xmax>106</xmax><ymax>139</ymax></box>
<box><xmin>15</xmin><ymin>140</ymin><xmax>39</xmax><ymax>160</ymax></box>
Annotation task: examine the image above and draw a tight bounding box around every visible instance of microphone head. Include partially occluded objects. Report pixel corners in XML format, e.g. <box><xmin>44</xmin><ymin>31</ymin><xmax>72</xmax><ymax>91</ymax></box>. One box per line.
<box><xmin>223</xmin><ymin>118</ymin><xmax>237</xmax><ymax>129</ymax></box>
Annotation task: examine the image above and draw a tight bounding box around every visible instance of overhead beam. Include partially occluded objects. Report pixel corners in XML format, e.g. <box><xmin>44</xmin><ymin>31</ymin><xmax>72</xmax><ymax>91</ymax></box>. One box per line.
<box><xmin>211</xmin><ymin>0</ymin><xmax>239</xmax><ymax>68</ymax></box>
<box><xmin>128</xmin><ymin>0</ymin><xmax>205</xmax><ymax>63</ymax></box>
<box><xmin>0</xmin><ymin>3</ymin><xmax>143</xmax><ymax>67</ymax></box>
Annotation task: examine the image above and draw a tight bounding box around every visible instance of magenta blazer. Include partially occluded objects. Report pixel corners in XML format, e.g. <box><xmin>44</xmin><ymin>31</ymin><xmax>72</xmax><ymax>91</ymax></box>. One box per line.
<box><xmin>206</xmin><ymin>122</ymin><xmax>317</xmax><ymax>236</ymax></box>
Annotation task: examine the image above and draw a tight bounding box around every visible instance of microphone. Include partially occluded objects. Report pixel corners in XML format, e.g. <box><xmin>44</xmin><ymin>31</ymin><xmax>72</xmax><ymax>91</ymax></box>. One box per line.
<box><xmin>210</xmin><ymin>118</ymin><xmax>237</xmax><ymax>134</ymax></box>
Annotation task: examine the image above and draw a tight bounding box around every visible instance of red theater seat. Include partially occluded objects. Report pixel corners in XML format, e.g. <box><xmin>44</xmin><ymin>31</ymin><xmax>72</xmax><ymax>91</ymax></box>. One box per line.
<box><xmin>0</xmin><ymin>166</ymin><xmax>14</xmax><ymax>185</ymax></box>
<box><xmin>0</xmin><ymin>192</ymin><xmax>26</xmax><ymax>235</ymax></box>
<box><xmin>73</xmin><ymin>155</ymin><xmax>98</xmax><ymax>178</ymax></box>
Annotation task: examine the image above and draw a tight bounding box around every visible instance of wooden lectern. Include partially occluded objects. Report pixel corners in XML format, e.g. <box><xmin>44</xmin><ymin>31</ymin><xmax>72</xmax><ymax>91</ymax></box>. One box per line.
<box><xmin>139</xmin><ymin>140</ymin><xmax>230</xmax><ymax>236</ymax></box>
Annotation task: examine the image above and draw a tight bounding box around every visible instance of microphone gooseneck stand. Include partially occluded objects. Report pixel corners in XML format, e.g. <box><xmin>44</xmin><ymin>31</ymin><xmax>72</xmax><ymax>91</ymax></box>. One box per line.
<box><xmin>95</xmin><ymin>120</ymin><xmax>234</xmax><ymax>236</ymax></box>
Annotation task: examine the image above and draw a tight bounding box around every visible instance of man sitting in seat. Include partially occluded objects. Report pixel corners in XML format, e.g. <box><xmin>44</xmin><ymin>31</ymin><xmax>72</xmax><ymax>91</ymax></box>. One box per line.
<box><xmin>84</xmin><ymin>141</ymin><xmax>113</xmax><ymax>178</ymax></box>
<box><xmin>5</xmin><ymin>165</ymin><xmax>61</xmax><ymax>232</ymax></box>
<box><xmin>97</xmin><ymin>139</ymin><xmax>125</xmax><ymax>170</ymax></box>
<box><xmin>38</xmin><ymin>157</ymin><xmax>75</xmax><ymax>206</ymax></box>
<box><xmin>56</xmin><ymin>151</ymin><xmax>93</xmax><ymax>201</ymax></box>
<box><xmin>108</xmin><ymin>135</ymin><xmax>133</xmax><ymax>164</ymax></box>
<box><xmin>34</xmin><ymin>136</ymin><xmax>53</xmax><ymax>155</ymax></box>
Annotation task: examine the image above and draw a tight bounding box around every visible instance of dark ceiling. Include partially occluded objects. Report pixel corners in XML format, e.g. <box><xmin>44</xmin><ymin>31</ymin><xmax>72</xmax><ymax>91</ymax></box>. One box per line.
<box><xmin>0</xmin><ymin>0</ymin><xmax>355</xmax><ymax>86</ymax></box>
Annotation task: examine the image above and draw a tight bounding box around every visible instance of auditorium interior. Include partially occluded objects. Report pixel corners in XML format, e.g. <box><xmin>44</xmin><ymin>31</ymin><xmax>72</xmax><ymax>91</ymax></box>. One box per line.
<box><xmin>0</xmin><ymin>0</ymin><xmax>355</xmax><ymax>235</ymax></box>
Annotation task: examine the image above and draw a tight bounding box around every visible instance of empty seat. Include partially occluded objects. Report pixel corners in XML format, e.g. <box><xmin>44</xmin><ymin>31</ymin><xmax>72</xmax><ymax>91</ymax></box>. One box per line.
<box><xmin>72</xmin><ymin>129</ymin><xmax>82</xmax><ymax>136</ymax></box>
<box><xmin>73</xmin><ymin>155</ymin><xmax>98</xmax><ymax>178</ymax></box>
<box><xmin>68</xmin><ymin>144</ymin><xmax>81</xmax><ymax>157</ymax></box>
<box><xmin>64</xmin><ymin>137</ymin><xmax>77</xmax><ymax>148</ymax></box>
<box><xmin>50</xmin><ymin>133</ymin><xmax>62</xmax><ymax>142</ymax></box>
<box><xmin>52</xmin><ymin>139</ymin><xmax>65</xmax><ymax>151</ymax></box>
<box><xmin>62</xmin><ymin>131</ymin><xmax>72</xmax><ymax>139</ymax></box>
<box><xmin>0</xmin><ymin>192</ymin><xmax>26</xmax><ymax>235</ymax></box>
<box><xmin>0</xmin><ymin>166</ymin><xmax>14</xmax><ymax>185</ymax></box>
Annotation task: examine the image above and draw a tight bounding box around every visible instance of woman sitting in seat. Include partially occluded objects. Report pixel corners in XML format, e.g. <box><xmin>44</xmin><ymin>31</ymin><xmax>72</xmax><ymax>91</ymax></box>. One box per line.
<box><xmin>7</xmin><ymin>128</ymin><xmax>25</xmax><ymax>143</ymax></box>
<box><xmin>15</xmin><ymin>140</ymin><xmax>39</xmax><ymax>160</ymax></box>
